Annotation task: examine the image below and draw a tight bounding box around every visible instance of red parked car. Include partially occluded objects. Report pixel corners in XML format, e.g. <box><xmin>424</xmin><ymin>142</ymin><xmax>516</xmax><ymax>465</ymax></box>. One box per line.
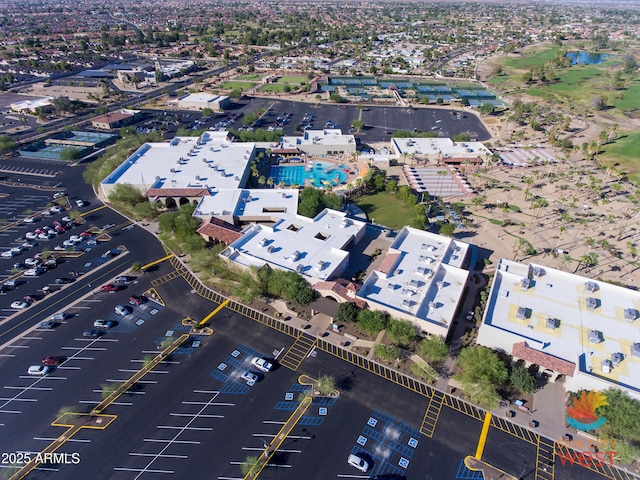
<box><xmin>100</xmin><ymin>284</ymin><xmax>118</xmax><ymax>293</ymax></box>
<box><xmin>42</xmin><ymin>356</ymin><xmax>63</xmax><ymax>366</ymax></box>
<box><xmin>129</xmin><ymin>295</ymin><xmax>144</xmax><ymax>306</ymax></box>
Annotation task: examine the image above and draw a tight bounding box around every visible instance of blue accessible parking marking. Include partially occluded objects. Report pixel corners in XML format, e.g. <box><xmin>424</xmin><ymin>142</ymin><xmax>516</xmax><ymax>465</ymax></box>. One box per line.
<box><xmin>351</xmin><ymin>410</ymin><xmax>422</xmax><ymax>477</ymax></box>
<box><xmin>209</xmin><ymin>344</ymin><xmax>270</xmax><ymax>395</ymax></box>
<box><xmin>456</xmin><ymin>459</ymin><xmax>484</xmax><ymax>479</ymax></box>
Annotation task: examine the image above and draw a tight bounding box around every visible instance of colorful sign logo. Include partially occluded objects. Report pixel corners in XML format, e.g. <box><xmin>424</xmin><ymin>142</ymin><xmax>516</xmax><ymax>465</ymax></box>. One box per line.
<box><xmin>566</xmin><ymin>390</ymin><xmax>608</xmax><ymax>431</ymax></box>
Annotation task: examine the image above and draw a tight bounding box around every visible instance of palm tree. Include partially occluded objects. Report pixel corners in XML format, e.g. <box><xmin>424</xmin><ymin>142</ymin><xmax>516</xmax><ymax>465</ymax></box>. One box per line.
<box><xmin>314</xmin><ymin>375</ymin><xmax>336</xmax><ymax>396</ymax></box>
<box><xmin>471</xmin><ymin>195</ymin><xmax>487</xmax><ymax>211</ymax></box>
<box><xmin>266</xmin><ymin>177</ymin><xmax>274</xmax><ymax>189</ymax></box>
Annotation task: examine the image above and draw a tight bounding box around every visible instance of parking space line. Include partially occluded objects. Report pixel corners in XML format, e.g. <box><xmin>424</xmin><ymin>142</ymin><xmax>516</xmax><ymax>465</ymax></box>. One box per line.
<box><xmin>252</xmin><ymin>433</ymin><xmax>312</xmax><ymax>439</ymax></box>
<box><xmin>65</xmin><ymin>357</ymin><xmax>94</xmax><ymax>360</ymax></box>
<box><xmin>157</xmin><ymin>426</ymin><xmax>214</xmax><ymax>431</ymax></box>
<box><xmin>263</xmin><ymin>421</ymin><xmax>286</xmax><ymax>425</ymax></box>
<box><xmin>170</xmin><ymin>413</ymin><xmax>224</xmax><ymax>419</ymax></box>
<box><xmin>21</xmin><ymin>336</ymin><xmax>42</xmax><ymax>340</ymax></box>
<box><xmin>182</xmin><ymin>401</ymin><xmax>234</xmax><ymax>406</ymax></box>
<box><xmin>193</xmin><ymin>389</ymin><xmax>218</xmax><ymax>394</ymax></box>
<box><xmin>0</xmin><ymin>354</ymin><xmax>15</xmax><ymax>357</ymax></box>
<box><xmin>129</xmin><ymin>453</ymin><xmax>188</xmax><ymax>459</ymax></box>
<box><xmin>119</xmin><ymin>369</ymin><xmax>169</xmax><ymax>374</ymax></box>
<box><xmin>4</xmin><ymin>386</ymin><xmax>52</xmax><ymax>391</ymax></box>
<box><xmin>62</xmin><ymin>347</ymin><xmax>107</xmax><ymax>351</ymax></box>
<box><xmin>79</xmin><ymin>400</ymin><xmax>132</xmax><ymax>406</ymax></box>
<box><xmin>18</xmin><ymin>376</ymin><xmax>66</xmax><ymax>380</ymax></box>
<box><xmin>132</xmin><ymin>358</ymin><xmax>180</xmax><ymax>364</ymax></box>
<box><xmin>242</xmin><ymin>447</ymin><xmax>302</xmax><ymax>453</ymax></box>
<box><xmin>142</xmin><ymin>439</ymin><xmax>201</xmax><ymax>444</ymax></box>
<box><xmin>0</xmin><ymin>409</ymin><xmax>20</xmax><ymax>414</ymax></box>
<box><xmin>56</xmin><ymin>366</ymin><xmax>81</xmax><ymax>370</ymax></box>
<box><xmin>33</xmin><ymin>437</ymin><xmax>91</xmax><ymax>443</ymax></box>
<box><xmin>92</xmin><ymin>388</ymin><xmax>145</xmax><ymax>395</ymax></box>
<box><xmin>0</xmin><ymin>398</ymin><xmax>36</xmax><ymax>402</ymax></box>
<box><xmin>107</xmin><ymin>379</ymin><xmax>157</xmax><ymax>384</ymax></box>
<box><xmin>114</xmin><ymin>467</ymin><xmax>174</xmax><ymax>474</ymax></box>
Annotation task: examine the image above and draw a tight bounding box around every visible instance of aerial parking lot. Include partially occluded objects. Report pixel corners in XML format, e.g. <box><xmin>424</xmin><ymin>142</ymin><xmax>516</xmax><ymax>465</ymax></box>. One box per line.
<box><xmin>0</xmin><ymin>263</ymin><xmax>609</xmax><ymax>480</ymax></box>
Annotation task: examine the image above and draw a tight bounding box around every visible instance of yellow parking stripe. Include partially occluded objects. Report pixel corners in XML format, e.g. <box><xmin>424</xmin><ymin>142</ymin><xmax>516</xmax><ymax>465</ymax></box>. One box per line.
<box><xmin>475</xmin><ymin>413</ymin><xmax>492</xmax><ymax>459</ymax></box>
<box><xmin>80</xmin><ymin>204</ymin><xmax>107</xmax><ymax>216</ymax></box>
<box><xmin>141</xmin><ymin>253</ymin><xmax>174</xmax><ymax>270</ymax></box>
<box><xmin>199</xmin><ymin>299</ymin><xmax>230</xmax><ymax>326</ymax></box>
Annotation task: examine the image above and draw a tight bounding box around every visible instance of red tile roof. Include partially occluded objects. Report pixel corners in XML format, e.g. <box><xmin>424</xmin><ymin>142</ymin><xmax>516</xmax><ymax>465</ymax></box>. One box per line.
<box><xmin>272</xmin><ymin>148</ymin><xmax>300</xmax><ymax>154</ymax></box>
<box><xmin>91</xmin><ymin>111</ymin><xmax>133</xmax><ymax>125</ymax></box>
<box><xmin>512</xmin><ymin>341</ymin><xmax>575</xmax><ymax>377</ymax></box>
<box><xmin>196</xmin><ymin>217</ymin><xmax>243</xmax><ymax>244</ymax></box>
<box><xmin>146</xmin><ymin>187</ymin><xmax>210</xmax><ymax>198</ymax></box>
<box><xmin>377</xmin><ymin>252</ymin><xmax>400</xmax><ymax>275</ymax></box>
<box><xmin>314</xmin><ymin>278</ymin><xmax>366</xmax><ymax>308</ymax></box>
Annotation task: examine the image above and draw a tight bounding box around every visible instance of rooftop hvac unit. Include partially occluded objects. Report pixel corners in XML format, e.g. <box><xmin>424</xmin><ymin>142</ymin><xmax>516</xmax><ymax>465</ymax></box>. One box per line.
<box><xmin>202</xmin><ymin>157</ymin><xmax>207</xmax><ymax>163</ymax></box>
<box><xmin>296</xmin><ymin>264</ymin><xmax>304</xmax><ymax>273</ymax></box>
<box><xmin>234</xmin><ymin>176</ymin><xmax>239</xmax><ymax>181</ymax></box>
<box><xmin>267</xmin><ymin>245</ymin><xmax>274</xmax><ymax>253</ymax></box>
<box><xmin>195</xmin><ymin>175</ymin><xmax>200</xmax><ymax>181</ymax></box>
<box><xmin>155</xmin><ymin>176</ymin><xmax>160</xmax><ymax>182</ymax></box>
<box><xmin>170</xmin><ymin>168</ymin><xmax>176</xmax><ymax>173</ymax></box>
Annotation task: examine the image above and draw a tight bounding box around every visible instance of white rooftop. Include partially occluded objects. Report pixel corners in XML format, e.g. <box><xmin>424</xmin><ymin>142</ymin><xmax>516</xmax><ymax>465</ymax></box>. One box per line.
<box><xmin>194</xmin><ymin>189</ymin><xmax>299</xmax><ymax>219</ymax></box>
<box><xmin>221</xmin><ymin>209</ymin><xmax>366</xmax><ymax>283</ymax></box>
<box><xmin>101</xmin><ymin>131</ymin><xmax>254</xmax><ymax>193</ymax></box>
<box><xmin>280</xmin><ymin>129</ymin><xmax>356</xmax><ymax>149</ymax></box>
<box><xmin>477</xmin><ymin>258</ymin><xmax>640</xmax><ymax>398</ymax></box>
<box><xmin>358</xmin><ymin>227</ymin><xmax>470</xmax><ymax>336</ymax></box>
<box><xmin>176</xmin><ymin>92</ymin><xmax>229</xmax><ymax>104</ymax></box>
<box><xmin>392</xmin><ymin>137</ymin><xmax>491</xmax><ymax>159</ymax></box>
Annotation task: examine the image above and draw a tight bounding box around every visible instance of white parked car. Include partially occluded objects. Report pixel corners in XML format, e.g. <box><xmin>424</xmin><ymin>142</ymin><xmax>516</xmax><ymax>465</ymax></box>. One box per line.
<box><xmin>24</xmin><ymin>267</ymin><xmax>43</xmax><ymax>276</ymax></box>
<box><xmin>61</xmin><ymin>216</ymin><xmax>71</xmax><ymax>223</ymax></box>
<box><xmin>113</xmin><ymin>276</ymin><xmax>130</xmax><ymax>286</ymax></box>
<box><xmin>11</xmin><ymin>301</ymin><xmax>29</xmax><ymax>309</ymax></box>
<box><xmin>347</xmin><ymin>454</ymin><xmax>370</xmax><ymax>472</ymax></box>
<box><xmin>50</xmin><ymin>206</ymin><xmax>63</xmax><ymax>214</ymax></box>
<box><xmin>25</xmin><ymin>258</ymin><xmax>40</xmax><ymax>267</ymax></box>
<box><xmin>69</xmin><ymin>235</ymin><xmax>82</xmax><ymax>242</ymax></box>
<box><xmin>50</xmin><ymin>312</ymin><xmax>67</xmax><ymax>321</ymax></box>
<box><xmin>23</xmin><ymin>216</ymin><xmax>38</xmax><ymax>223</ymax></box>
<box><xmin>93</xmin><ymin>319</ymin><xmax>115</xmax><ymax>329</ymax></box>
<box><xmin>114</xmin><ymin>305</ymin><xmax>129</xmax><ymax>316</ymax></box>
<box><xmin>28</xmin><ymin>365</ymin><xmax>51</xmax><ymax>376</ymax></box>
<box><xmin>25</xmin><ymin>232</ymin><xmax>38</xmax><ymax>240</ymax></box>
<box><xmin>1</xmin><ymin>250</ymin><xmax>15</xmax><ymax>258</ymax></box>
<box><xmin>75</xmin><ymin>200</ymin><xmax>86</xmax><ymax>207</ymax></box>
<box><xmin>38</xmin><ymin>232</ymin><xmax>52</xmax><ymax>240</ymax></box>
<box><xmin>240</xmin><ymin>371</ymin><xmax>259</xmax><ymax>385</ymax></box>
<box><xmin>250</xmin><ymin>357</ymin><xmax>273</xmax><ymax>373</ymax></box>
<box><xmin>62</xmin><ymin>239</ymin><xmax>79</xmax><ymax>247</ymax></box>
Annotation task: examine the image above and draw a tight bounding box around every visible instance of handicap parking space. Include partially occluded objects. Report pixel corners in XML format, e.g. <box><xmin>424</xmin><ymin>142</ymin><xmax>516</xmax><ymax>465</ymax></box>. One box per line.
<box><xmin>210</xmin><ymin>343</ymin><xmax>273</xmax><ymax>394</ymax></box>
<box><xmin>349</xmin><ymin>410</ymin><xmax>422</xmax><ymax>477</ymax></box>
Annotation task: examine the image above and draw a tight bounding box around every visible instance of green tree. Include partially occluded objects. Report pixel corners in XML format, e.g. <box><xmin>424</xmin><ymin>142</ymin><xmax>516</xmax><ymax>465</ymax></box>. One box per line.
<box><xmin>455</xmin><ymin>346</ymin><xmax>508</xmax><ymax>394</ymax></box>
<box><xmin>60</xmin><ymin>147</ymin><xmax>81</xmax><ymax>161</ymax></box>
<box><xmin>240</xmin><ymin>455</ymin><xmax>260</xmax><ymax>475</ymax></box>
<box><xmin>108</xmin><ymin>184</ymin><xmax>146</xmax><ymax>206</ymax></box>
<box><xmin>374</xmin><ymin>344</ymin><xmax>400</xmax><ymax>361</ymax></box>
<box><xmin>352</xmin><ymin>119</ymin><xmax>364</xmax><ymax>131</ymax></box>
<box><xmin>439</xmin><ymin>222</ymin><xmax>456</xmax><ymax>237</ymax></box>
<box><xmin>315</xmin><ymin>375</ymin><xmax>336</xmax><ymax>396</ymax></box>
<box><xmin>357</xmin><ymin>309</ymin><xmax>387</xmax><ymax>334</ymax></box>
<box><xmin>479</xmin><ymin>104</ymin><xmax>495</xmax><ymax>115</ymax></box>
<box><xmin>201</xmin><ymin>107</ymin><xmax>213</xmax><ymax>117</ymax></box>
<box><xmin>510</xmin><ymin>366</ymin><xmax>536</xmax><ymax>394</ymax></box>
<box><xmin>336</xmin><ymin>302</ymin><xmax>360</xmax><ymax>324</ymax></box>
<box><xmin>598</xmin><ymin>388</ymin><xmax>640</xmax><ymax>443</ymax></box>
<box><xmin>385</xmin><ymin>318</ymin><xmax>417</xmax><ymax>346</ymax></box>
<box><xmin>419</xmin><ymin>335</ymin><xmax>448</xmax><ymax>363</ymax></box>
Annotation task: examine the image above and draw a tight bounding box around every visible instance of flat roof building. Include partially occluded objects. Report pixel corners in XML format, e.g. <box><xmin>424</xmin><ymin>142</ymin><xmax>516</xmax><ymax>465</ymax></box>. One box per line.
<box><xmin>279</xmin><ymin>129</ymin><xmax>356</xmax><ymax>157</ymax></box>
<box><xmin>392</xmin><ymin>137</ymin><xmax>491</xmax><ymax>164</ymax></box>
<box><xmin>100</xmin><ymin>131</ymin><xmax>255</xmax><ymax>204</ymax></box>
<box><xmin>220</xmin><ymin>209</ymin><xmax>366</xmax><ymax>285</ymax></box>
<box><xmin>357</xmin><ymin>227</ymin><xmax>470</xmax><ymax>337</ymax></box>
<box><xmin>477</xmin><ymin>258</ymin><xmax>640</xmax><ymax>400</ymax></box>
<box><xmin>10</xmin><ymin>96</ymin><xmax>54</xmax><ymax>114</ymax></box>
<box><xmin>172</xmin><ymin>93</ymin><xmax>230</xmax><ymax>112</ymax></box>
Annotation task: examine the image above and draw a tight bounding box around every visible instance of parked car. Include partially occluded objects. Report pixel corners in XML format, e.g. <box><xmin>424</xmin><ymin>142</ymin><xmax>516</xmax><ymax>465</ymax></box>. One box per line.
<box><xmin>23</xmin><ymin>216</ymin><xmax>38</xmax><ymax>223</ymax></box>
<box><xmin>39</xmin><ymin>320</ymin><xmax>57</xmax><ymax>329</ymax></box>
<box><xmin>1</xmin><ymin>250</ymin><xmax>16</xmax><ymax>258</ymax></box>
<box><xmin>113</xmin><ymin>276</ymin><xmax>130</xmax><ymax>285</ymax></box>
<box><xmin>114</xmin><ymin>305</ymin><xmax>130</xmax><ymax>316</ymax></box>
<box><xmin>250</xmin><ymin>357</ymin><xmax>273</xmax><ymax>373</ymax></box>
<box><xmin>100</xmin><ymin>284</ymin><xmax>118</xmax><ymax>293</ymax></box>
<box><xmin>53</xmin><ymin>192</ymin><xmax>66</xmax><ymax>199</ymax></box>
<box><xmin>129</xmin><ymin>295</ymin><xmax>145</xmax><ymax>306</ymax></box>
<box><xmin>50</xmin><ymin>312</ymin><xmax>67</xmax><ymax>321</ymax></box>
<box><xmin>240</xmin><ymin>371</ymin><xmax>259</xmax><ymax>385</ymax></box>
<box><xmin>28</xmin><ymin>365</ymin><xmax>51</xmax><ymax>376</ymax></box>
<box><xmin>42</xmin><ymin>356</ymin><xmax>63</xmax><ymax>366</ymax></box>
<box><xmin>49</xmin><ymin>206</ymin><xmax>63</xmax><ymax>214</ymax></box>
<box><xmin>93</xmin><ymin>319</ymin><xmax>115</xmax><ymax>329</ymax></box>
<box><xmin>75</xmin><ymin>200</ymin><xmax>86</xmax><ymax>207</ymax></box>
<box><xmin>83</xmin><ymin>329</ymin><xmax>100</xmax><ymax>338</ymax></box>
<box><xmin>11</xmin><ymin>301</ymin><xmax>29</xmax><ymax>309</ymax></box>
<box><xmin>347</xmin><ymin>454</ymin><xmax>370</xmax><ymax>473</ymax></box>
<box><xmin>24</xmin><ymin>267</ymin><xmax>44</xmax><ymax>276</ymax></box>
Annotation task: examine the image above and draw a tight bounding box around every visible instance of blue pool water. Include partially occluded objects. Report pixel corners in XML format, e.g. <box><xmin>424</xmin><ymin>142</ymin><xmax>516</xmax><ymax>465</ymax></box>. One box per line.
<box><xmin>269</xmin><ymin>161</ymin><xmax>350</xmax><ymax>187</ymax></box>
<box><xmin>566</xmin><ymin>52</ymin><xmax>612</xmax><ymax>65</ymax></box>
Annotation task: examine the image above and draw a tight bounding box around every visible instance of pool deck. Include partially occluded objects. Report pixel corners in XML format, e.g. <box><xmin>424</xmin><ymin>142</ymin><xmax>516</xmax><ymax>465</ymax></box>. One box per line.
<box><xmin>271</xmin><ymin>156</ymin><xmax>359</xmax><ymax>189</ymax></box>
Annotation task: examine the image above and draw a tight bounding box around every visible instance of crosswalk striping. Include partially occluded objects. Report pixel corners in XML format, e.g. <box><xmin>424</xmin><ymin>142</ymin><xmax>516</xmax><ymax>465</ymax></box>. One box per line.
<box><xmin>278</xmin><ymin>333</ymin><xmax>316</xmax><ymax>371</ymax></box>
<box><xmin>420</xmin><ymin>390</ymin><xmax>444</xmax><ymax>437</ymax></box>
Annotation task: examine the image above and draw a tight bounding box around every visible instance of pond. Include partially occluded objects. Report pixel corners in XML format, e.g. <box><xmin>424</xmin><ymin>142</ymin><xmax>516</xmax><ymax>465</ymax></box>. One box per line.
<box><xmin>566</xmin><ymin>51</ymin><xmax>612</xmax><ymax>65</ymax></box>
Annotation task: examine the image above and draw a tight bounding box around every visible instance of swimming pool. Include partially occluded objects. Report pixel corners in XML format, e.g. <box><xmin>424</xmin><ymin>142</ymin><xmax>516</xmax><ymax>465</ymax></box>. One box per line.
<box><xmin>269</xmin><ymin>161</ymin><xmax>350</xmax><ymax>187</ymax></box>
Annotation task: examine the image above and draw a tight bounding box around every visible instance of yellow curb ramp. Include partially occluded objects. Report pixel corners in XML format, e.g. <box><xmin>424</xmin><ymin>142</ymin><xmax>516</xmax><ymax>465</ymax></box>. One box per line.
<box><xmin>52</xmin><ymin>412</ymin><xmax>117</xmax><ymax>429</ymax></box>
<box><xmin>199</xmin><ymin>299</ymin><xmax>230</xmax><ymax>326</ymax></box>
<box><xmin>141</xmin><ymin>253</ymin><xmax>175</xmax><ymax>271</ymax></box>
<box><xmin>464</xmin><ymin>455</ymin><xmax>518</xmax><ymax>480</ymax></box>
<box><xmin>475</xmin><ymin>412</ymin><xmax>492</xmax><ymax>459</ymax></box>
<box><xmin>80</xmin><ymin>204</ymin><xmax>107</xmax><ymax>217</ymax></box>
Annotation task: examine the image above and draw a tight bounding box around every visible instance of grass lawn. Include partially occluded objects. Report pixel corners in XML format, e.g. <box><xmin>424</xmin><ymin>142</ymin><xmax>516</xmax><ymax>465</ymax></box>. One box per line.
<box><xmin>219</xmin><ymin>81</ymin><xmax>256</xmax><ymax>90</ymax></box>
<box><xmin>278</xmin><ymin>75</ymin><xmax>306</xmax><ymax>83</ymax></box>
<box><xmin>354</xmin><ymin>192</ymin><xmax>417</xmax><ymax>230</ymax></box>
<box><xmin>236</xmin><ymin>73</ymin><xmax>262</xmax><ymax>81</ymax></box>
<box><xmin>259</xmin><ymin>84</ymin><xmax>288</xmax><ymax>93</ymax></box>
<box><xmin>601</xmin><ymin>131</ymin><xmax>640</xmax><ymax>185</ymax></box>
